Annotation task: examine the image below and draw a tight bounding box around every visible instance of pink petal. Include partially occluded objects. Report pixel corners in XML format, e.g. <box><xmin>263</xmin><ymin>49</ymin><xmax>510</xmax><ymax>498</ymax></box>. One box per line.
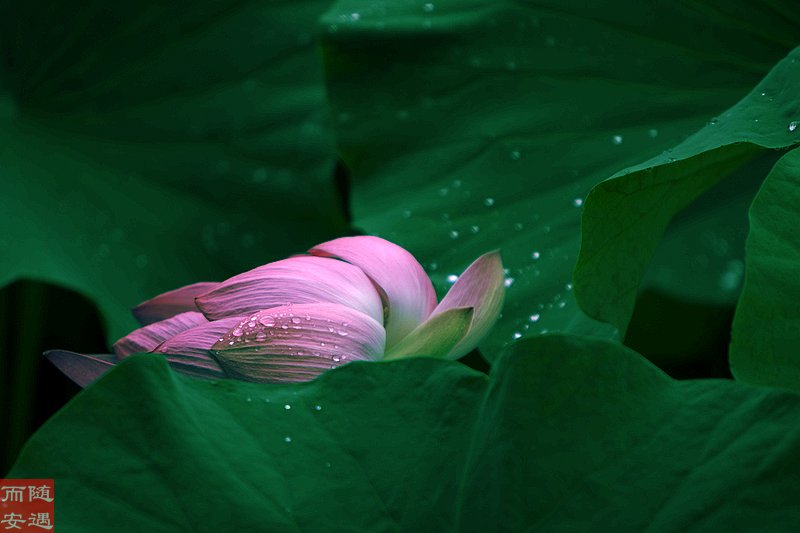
<box><xmin>211</xmin><ymin>303</ymin><xmax>385</xmax><ymax>383</ymax></box>
<box><xmin>132</xmin><ymin>282</ymin><xmax>218</xmax><ymax>325</ymax></box>
<box><xmin>152</xmin><ymin>317</ymin><xmax>243</xmax><ymax>379</ymax></box>
<box><xmin>196</xmin><ymin>256</ymin><xmax>383</xmax><ymax>324</ymax></box>
<box><xmin>309</xmin><ymin>236</ymin><xmax>437</xmax><ymax>348</ymax></box>
<box><xmin>384</xmin><ymin>307</ymin><xmax>473</xmax><ymax>360</ymax></box>
<box><xmin>431</xmin><ymin>251</ymin><xmax>505</xmax><ymax>360</ymax></box>
<box><xmin>113</xmin><ymin>311</ymin><xmax>207</xmax><ymax>359</ymax></box>
<box><xmin>45</xmin><ymin>350</ymin><xmax>116</xmax><ymax>388</ymax></box>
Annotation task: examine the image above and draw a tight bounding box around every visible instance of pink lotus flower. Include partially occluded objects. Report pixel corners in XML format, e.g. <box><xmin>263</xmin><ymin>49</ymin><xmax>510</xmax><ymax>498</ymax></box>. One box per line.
<box><xmin>48</xmin><ymin>236</ymin><xmax>504</xmax><ymax>386</ymax></box>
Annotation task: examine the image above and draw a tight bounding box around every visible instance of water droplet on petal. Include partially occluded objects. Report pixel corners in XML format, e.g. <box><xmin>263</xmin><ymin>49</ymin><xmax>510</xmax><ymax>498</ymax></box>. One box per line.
<box><xmin>260</xmin><ymin>316</ymin><xmax>275</xmax><ymax>327</ymax></box>
<box><xmin>291</xmin><ymin>317</ymin><xmax>302</xmax><ymax>324</ymax></box>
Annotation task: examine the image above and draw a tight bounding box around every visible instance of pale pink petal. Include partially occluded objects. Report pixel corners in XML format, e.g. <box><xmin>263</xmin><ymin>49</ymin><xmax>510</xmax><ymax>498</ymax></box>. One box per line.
<box><xmin>113</xmin><ymin>311</ymin><xmax>207</xmax><ymax>359</ymax></box>
<box><xmin>309</xmin><ymin>236</ymin><xmax>437</xmax><ymax>347</ymax></box>
<box><xmin>132</xmin><ymin>282</ymin><xmax>218</xmax><ymax>325</ymax></box>
<box><xmin>211</xmin><ymin>303</ymin><xmax>385</xmax><ymax>383</ymax></box>
<box><xmin>196</xmin><ymin>256</ymin><xmax>383</xmax><ymax>324</ymax></box>
<box><xmin>431</xmin><ymin>251</ymin><xmax>505</xmax><ymax>360</ymax></box>
<box><xmin>45</xmin><ymin>350</ymin><xmax>116</xmax><ymax>388</ymax></box>
<box><xmin>152</xmin><ymin>317</ymin><xmax>243</xmax><ymax>379</ymax></box>
<box><xmin>384</xmin><ymin>307</ymin><xmax>473</xmax><ymax>360</ymax></box>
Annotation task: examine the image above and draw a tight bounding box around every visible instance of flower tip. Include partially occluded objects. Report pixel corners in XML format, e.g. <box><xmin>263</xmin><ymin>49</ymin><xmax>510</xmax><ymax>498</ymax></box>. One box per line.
<box><xmin>44</xmin><ymin>350</ymin><xmax>116</xmax><ymax>388</ymax></box>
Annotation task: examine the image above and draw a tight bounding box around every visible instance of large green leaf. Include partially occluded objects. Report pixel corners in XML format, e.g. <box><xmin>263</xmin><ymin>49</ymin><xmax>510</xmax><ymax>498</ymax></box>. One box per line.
<box><xmin>10</xmin><ymin>336</ymin><xmax>800</xmax><ymax>530</ymax></box>
<box><xmin>575</xmin><ymin>46</ymin><xmax>800</xmax><ymax>335</ymax></box>
<box><xmin>0</xmin><ymin>2</ymin><xmax>344</xmax><ymax>342</ymax></box>
<box><xmin>320</xmin><ymin>0</ymin><xmax>797</xmax><ymax>359</ymax></box>
<box><xmin>731</xmin><ymin>147</ymin><xmax>800</xmax><ymax>390</ymax></box>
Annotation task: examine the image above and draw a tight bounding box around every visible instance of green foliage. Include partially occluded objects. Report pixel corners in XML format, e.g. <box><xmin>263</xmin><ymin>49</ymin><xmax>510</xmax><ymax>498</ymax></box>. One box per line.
<box><xmin>11</xmin><ymin>338</ymin><xmax>800</xmax><ymax>530</ymax></box>
<box><xmin>731</xmin><ymin>148</ymin><xmax>800</xmax><ymax>390</ymax></box>
<box><xmin>0</xmin><ymin>1</ymin><xmax>346</xmax><ymax>342</ymax></box>
<box><xmin>575</xmin><ymin>47</ymin><xmax>800</xmax><ymax>336</ymax></box>
<box><xmin>321</xmin><ymin>0</ymin><xmax>797</xmax><ymax>356</ymax></box>
<box><xmin>5</xmin><ymin>0</ymin><xmax>800</xmax><ymax>528</ymax></box>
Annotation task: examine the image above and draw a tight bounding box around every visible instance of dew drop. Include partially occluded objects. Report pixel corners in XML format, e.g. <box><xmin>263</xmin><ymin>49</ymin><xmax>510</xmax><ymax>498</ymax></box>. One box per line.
<box><xmin>648</xmin><ymin>128</ymin><xmax>658</xmax><ymax>138</ymax></box>
<box><xmin>246</xmin><ymin>396</ymin><xmax>252</xmax><ymax>402</ymax></box>
<box><xmin>422</xmin><ymin>2</ymin><xmax>435</xmax><ymax>12</ymax></box>
<box><xmin>510</xmin><ymin>149</ymin><xmax>521</xmax><ymax>160</ymax></box>
<box><xmin>612</xmin><ymin>135</ymin><xmax>623</xmax><ymax>145</ymax></box>
<box><xmin>484</xmin><ymin>197</ymin><xmax>495</xmax><ymax>207</ymax></box>
<box><xmin>255</xmin><ymin>331</ymin><xmax>267</xmax><ymax>341</ymax></box>
<box><xmin>504</xmin><ymin>277</ymin><xmax>515</xmax><ymax>288</ymax></box>
<box><xmin>449</xmin><ymin>230</ymin><xmax>460</xmax><ymax>239</ymax></box>
<box><xmin>260</xmin><ymin>316</ymin><xmax>275</xmax><ymax>327</ymax></box>
<box><xmin>529</xmin><ymin>314</ymin><xmax>540</xmax><ymax>322</ymax></box>
<box><xmin>291</xmin><ymin>317</ymin><xmax>302</xmax><ymax>324</ymax></box>
<box><xmin>447</xmin><ymin>274</ymin><xmax>459</xmax><ymax>283</ymax></box>
<box><xmin>284</xmin><ymin>436</ymin><xmax>292</xmax><ymax>443</ymax></box>
<box><xmin>470</xmin><ymin>225</ymin><xmax>480</xmax><ymax>234</ymax></box>
<box><xmin>512</xmin><ymin>332</ymin><xmax>522</xmax><ymax>340</ymax></box>
<box><xmin>337</xmin><ymin>330</ymin><xmax>349</xmax><ymax>337</ymax></box>
<box><xmin>789</xmin><ymin>121</ymin><xmax>798</xmax><ymax>132</ymax></box>
<box><xmin>332</xmin><ymin>355</ymin><xmax>341</xmax><ymax>362</ymax></box>
<box><xmin>232</xmin><ymin>328</ymin><xmax>243</xmax><ymax>337</ymax></box>
<box><xmin>314</xmin><ymin>405</ymin><xmax>323</xmax><ymax>411</ymax></box>
<box><xmin>573</xmin><ymin>198</ymin><xmax>583</xmax><ymax>207</ymax></box>
<box><xmin>531</xmin><ymin>251</ymin><xmax>541</xmax><ymax>260</ymax></box>
<box><xmin>565</xmin><ymin>283</ymin><xmax>573</xmax><ymax>291</ymax></box>
<box><xmin>284</xmin><ymin>404</ymin><xmax>291</xmax><ymax>410</ymax></box>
